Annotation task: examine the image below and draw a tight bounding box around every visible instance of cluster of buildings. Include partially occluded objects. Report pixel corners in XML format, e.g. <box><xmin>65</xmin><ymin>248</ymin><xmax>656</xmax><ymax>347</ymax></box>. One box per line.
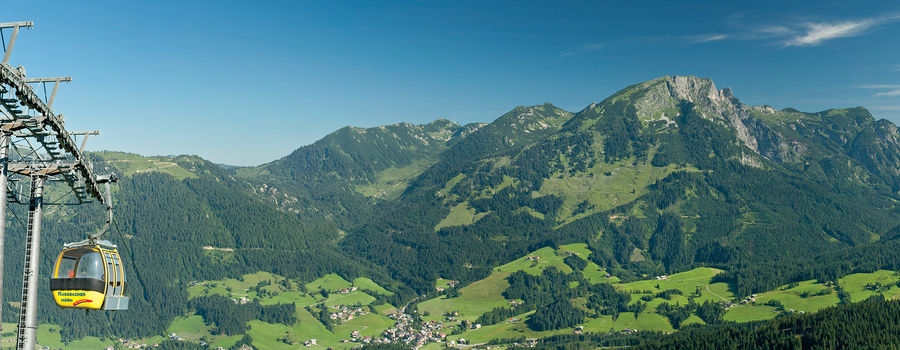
<box><xmin>738</xmin><ymin>294</ymin><xmax>758</xmax><ymax>305</ymax></box>
<box><xmin>103</xmin><ymin>338</ymin><xmax>156</xmax><ymax>350</ymax></box>
<box><xmin>382</xmin><ymin>316</ymin><xmax>449</xmax><ymax>347</ymax></box>
<box><xmin>330</xmin><ymin>305</ymin><xmax>368</xmax><ymax>322</ymax></box>
<box><xmin>336</xmin><ymin>286</ymin><xmax>360</xmax><ymax>294</ymax></box>
<box><xmin>435</xmin><ymin>279</ymin><xmax>460</xmax><ymax>292</ymax></box>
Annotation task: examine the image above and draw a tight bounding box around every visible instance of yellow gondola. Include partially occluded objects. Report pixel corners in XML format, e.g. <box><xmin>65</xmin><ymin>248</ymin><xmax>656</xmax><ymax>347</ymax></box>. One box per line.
<box><xmin>49</xmin><ymin>240</ymin><xmax>129</xmax><ymax>310</ymax></box>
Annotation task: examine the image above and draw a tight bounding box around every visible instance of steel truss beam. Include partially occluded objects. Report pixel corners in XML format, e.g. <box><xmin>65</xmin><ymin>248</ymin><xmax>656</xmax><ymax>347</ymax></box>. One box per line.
<box><xmin>0</xmin><ymin>20</ymin><xmax>115</xmax><ymax>350</ymax></box>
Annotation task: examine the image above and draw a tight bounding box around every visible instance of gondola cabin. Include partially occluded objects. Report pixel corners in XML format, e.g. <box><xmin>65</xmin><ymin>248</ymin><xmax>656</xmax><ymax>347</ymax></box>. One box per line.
<box><xmin>50</xmin><ymin>241</ymin><xmax>129</xmax><ymax>310</ymax></box>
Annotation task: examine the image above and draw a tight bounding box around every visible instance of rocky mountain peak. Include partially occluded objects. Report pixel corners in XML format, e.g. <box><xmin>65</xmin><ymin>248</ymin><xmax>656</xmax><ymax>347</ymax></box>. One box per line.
<box><xmin>664</xmin><ymin>75</ymin><xmax>727</xmax><ymax>103</ymax></box>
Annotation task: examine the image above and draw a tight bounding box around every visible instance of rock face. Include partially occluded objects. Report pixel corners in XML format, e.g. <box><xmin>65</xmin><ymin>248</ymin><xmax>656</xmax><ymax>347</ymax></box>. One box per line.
<box><xmin>337</xmin><ymin>74</ymin><xmax>900</xmax><ymax>292</ymax></box>
<box><xmin>631</xmin><ymin>76</ymin><xmax>761</xmax><ymax>155</ymax></box>
<box><xmin>618</xmin><ymin>76</ymin><xmax>900</xmax><ymax>173</ymax></box>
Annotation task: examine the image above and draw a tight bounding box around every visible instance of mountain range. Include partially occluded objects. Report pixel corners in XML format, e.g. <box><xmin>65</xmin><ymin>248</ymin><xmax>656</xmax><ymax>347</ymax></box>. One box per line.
<box><xmin>4</xmin><ymin>75</ymin><xmax>900</xmax><ymax>344</ymax></box>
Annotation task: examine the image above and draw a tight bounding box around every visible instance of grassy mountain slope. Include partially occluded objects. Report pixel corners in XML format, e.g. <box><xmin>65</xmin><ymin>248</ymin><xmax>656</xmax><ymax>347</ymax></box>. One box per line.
<box><xmin>1</xmin><ymin>152</ymin><xmax>405</xmax><ymax>343</ymax></box>
<box><xmin>6</xmin><ymin>75</ymin><xmax>900</xmax><ymax>346</ymax></box>
<box><xmin>235</xmin><ymin>119</ymin><xmax>482</xmax><ymax>231</ymax></box>
<box><xmin>341</xmin><ymin>75</ymin><xmax>900</xmax><ymax>295</ymax></box>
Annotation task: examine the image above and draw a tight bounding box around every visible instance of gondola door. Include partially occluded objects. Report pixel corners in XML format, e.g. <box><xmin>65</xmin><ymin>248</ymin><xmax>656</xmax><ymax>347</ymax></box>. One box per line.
<box><xmin>101</xmin><ymin>248</ymin><xmax>129</xmax><ymax>310</ymax></box>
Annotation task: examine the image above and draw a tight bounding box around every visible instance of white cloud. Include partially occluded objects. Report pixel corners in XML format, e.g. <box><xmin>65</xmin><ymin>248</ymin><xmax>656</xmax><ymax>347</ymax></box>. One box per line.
<box><xmin>785</xmin><ymin>19</ymin><xmax>879</xmax><ymax>46</ymax></box>
<box><xmin>749</xmin><ymin>26</ymin><xmax>795</xmax><ymax>39</ymax></box>
<box><xmin>859</xmin><ymin>84</ymin><xmax>900</xmax><ymax>89</ymax></box>
<box><xmin>858</xmin><ymin>84</ymin><xmax>900</xmax><ymax>97</ymax></box>
<box><xmin>876</xmin><ymin>89</ymin><xmax>900</xmax><ymax>97</ymax></box>
<box><xmin>687</xmin><ymin>34</ymin><xmax>729</xmax><ymax>43</ymax></box>
<box><xmin>690</xmin><ymin>15</ymin><xmax>899</xmax><ymax>47</ymax></box>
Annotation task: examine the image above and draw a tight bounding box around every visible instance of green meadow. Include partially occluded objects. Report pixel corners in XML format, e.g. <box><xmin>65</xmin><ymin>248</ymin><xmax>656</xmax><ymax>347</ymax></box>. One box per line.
<box><xmin>174</xmin><ymin>271</ymin><xmax>396</xmax><ymax>350</ymax></box>
<box><xmin>419</xmin><ymin>272</ymin><xmax>512</xmax><ymax>322</ymax></box>
<box><xmin>39</xmin><ymin>246</ymin><xmax>900</xmax><ymax>349</ymax></box>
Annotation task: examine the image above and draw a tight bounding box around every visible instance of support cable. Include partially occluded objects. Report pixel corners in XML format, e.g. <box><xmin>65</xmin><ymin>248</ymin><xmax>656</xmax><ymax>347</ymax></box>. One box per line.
<box><xmin>111</xmin><ymin>215</ymin><xmax>173</xmax><ymax>342</ymax></box>
<box><xmin>112</xmin><ymin>218</ymin><xmax>156</xmax><ymax>314</ymax></box>
<box><xmin>47</xmin><ymin>189</ymin><xmax>75</xmax><ymax>206</ymax></box>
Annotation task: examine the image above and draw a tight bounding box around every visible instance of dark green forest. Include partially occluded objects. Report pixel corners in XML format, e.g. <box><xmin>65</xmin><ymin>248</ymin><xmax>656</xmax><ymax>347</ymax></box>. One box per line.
<box><xmin>3</xmin><ymin>76</ymin><xmax>900</xmax><ymax>347</ymax></box>
<box><xmin>515</xmin><ymin>297</ymin><xmax>900</xmax><ymax>350</ymax></box>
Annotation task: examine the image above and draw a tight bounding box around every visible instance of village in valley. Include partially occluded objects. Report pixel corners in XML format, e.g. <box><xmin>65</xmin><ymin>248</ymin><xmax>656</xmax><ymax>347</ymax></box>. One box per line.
<box><xmin>50</xmin><ymin>244</ymin><xmax>900</xmax><ymax>350</ymax></box>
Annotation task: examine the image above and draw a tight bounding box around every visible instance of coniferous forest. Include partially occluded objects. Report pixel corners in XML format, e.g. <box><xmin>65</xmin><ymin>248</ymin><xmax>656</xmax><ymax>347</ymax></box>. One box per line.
<box><xmin>3</xmin><ymin>76</ymin><xmax>900</xmax><ymax>349</ymax></box>
<box><xmin>516</xmin><ymin>297</ymin><xmax>900</xmax><ymax>350</ymax></box>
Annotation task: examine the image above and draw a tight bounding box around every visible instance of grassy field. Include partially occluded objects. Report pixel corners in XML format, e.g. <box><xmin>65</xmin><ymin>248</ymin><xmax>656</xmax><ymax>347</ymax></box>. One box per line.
<box><xmin>581</xmin><ymin>312</ymin><xmax>673</xmax><ymax>333</ymax></box>
<box><xmin>1</xmin><ymin>323</ymin><xmax>14</xmax><ymax>349</ymax></box>
<box><xmin>494</xmin><ymin>243</ymin><xmax>616</xmax><ymax>283</ymax></box>
<box><xmin>754</xmin><ymin>280</ymin><xmax>839</xmax><ymax>312</ymax></box>
<box><xmin>445</xmin><ymin>309</ymin><xmax>671</xmax><ymax>345</ymax></box>
<box><xmin>496</xmin><ymin>246</ymin><xmax>573</xmax><ymax>275</ymax></box>
<box><xmin>723</xmin><ymin>305</ymin><xmax>778</xmax><ymax>322</ymax></box>
<box><xmin>681</xmin><ymin>314</ymin><xmax>705</xmax><ymax>327</ymax></box>
<box><xmin>333</xmin><ymin>312</ymin><xmax>396</xmax><ymax>338</ymax></box>
<box><xmin>435</xmin><ymin>201</ymin><xmax>490</xmax><ymax>231</ymax></box>
<box><xmin>176</xmin><ymin>271</ymin><xmax>396</xmax><ymax>350</ymax></box>
<box><xmin>34</xmin><ymin>324</ymin><xmax>113</xmax><ymax>350</ymax></box>
<box><xmin>247</xmin><ymin>320</ymin><xmax>297</xmax><ymax>350</ymax></box>
<box><xmin>306</xmin><ymin>274</ymin><xmax>353</xmax><ymax>293</ymax></box>
<box><xmin>436</xmin><ymin>173</ymin><xmax>466</xmax><ymax>202</ymax></box>
<box><xmin>260</xmin><ymin>291</ymin><xmax>317</xmax><ymax>306</ymax></box>
<box><xmin>95</xmin><ymin>151</ymin><xmax>197</xmax><ymax>180</ymax></box>
<box><xmin>620</xmin><ymin>267</ymin><xmax>733</xmax><ymax>305</ymax></box>
<box><xmin>28</xmin><ymin>249</ymin><xmax>900</xmax><ymax>349</ymax></box>
<box><xmin>435</xmin><ymin>278</ymin><xmax>456</xmax><ymax>290</ymax></box>
<box><xmin>839</xmin><ymin>270</ymin><xmax>900</xmax><ymax>302</ymax></box>
<box><xmin>373</xmin><ymin>303</ymin><xmax>398</xmax><ymax>315</ymax></box>
<box><xmin>356</xmin><ymin>160</ymin><xmax>433</xmax><ymax>199</ymax></box>
<box><xmin>291</xmin><ymin>307</ymin><xmax>338</xmax><ymax>346</ymax></box>
<box><xmin>324</xmin><ymin>291</ymin><xmax>376</xmax><ymax>308</ymax></box>
<box><xmin>4</xmin><ymin>323</ymin><xmax>116</xmax><ymax>350</ymax></box>
<box><xmin>168</xmin><ymin>315</ymin><xmax>210</xmax><ymax>340</ymax></box>
<box><xmin>419</xmin><ymin>272</ymin><xmax>512</xmax><ymax>322</ymax></box>
<box><xmin>353</xmin><ymin>277</ymin><xmax>394</xmax><ymax>296</ymax></box>
<box><xmin>538</xmin><ymin>160</ymin><xmax>687</xmax><ymax>224</ymax></box>
<box><xmin>188</xmin><ymin>271</ymin><xmax>284</xmax><ymax>300</ymax></box>
<box><xmin>209</xmin><ymin>335</ymin><xmax>243</xmax><ymax>349</ymax></box>
<box><xmin>175</xmin><ymin>257</ymin><xmax>900</xmax><ymax>349</ymax></box>
<box><xmin>446</xmin><ymin>310</ymin><xmax>569</xmax><ymax>344</ymax></box>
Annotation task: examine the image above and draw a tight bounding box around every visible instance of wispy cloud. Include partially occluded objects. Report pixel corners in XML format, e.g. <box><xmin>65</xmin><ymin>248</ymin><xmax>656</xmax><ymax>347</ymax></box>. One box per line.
<box><xmin>754</xmin><ymin>26</ymin><xmax>795</xmax><ymax>38</ymax></box>
<box><xmin>686</xmin><ymin>33</ymin><xmax>729</xmax><ymax>43</ymax></box>
<box><xmin>859</xmin><ymin>84</ymin><xmax>900</xmax><ymax>97</ymax></box>
<box><xmin>560</xmin><ymin>43</ymin><xmax>605</xmax><ymax>57</ymax></box>
<box><xmin>679</xmin><ymin>14</ymin><xmax>898</xmax><ymax>47</ymax></box>
<box><xmin>785</xmin><ymin>19</ymin><xmax>880</xmax><ymax>46</ymax></box>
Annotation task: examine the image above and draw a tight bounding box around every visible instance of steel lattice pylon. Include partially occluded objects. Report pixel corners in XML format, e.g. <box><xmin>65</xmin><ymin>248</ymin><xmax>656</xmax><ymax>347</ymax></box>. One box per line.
<box><xmin>0</xmin><ymin>21</ymin><xmax>115</xmax><ymax>350</ymax></box>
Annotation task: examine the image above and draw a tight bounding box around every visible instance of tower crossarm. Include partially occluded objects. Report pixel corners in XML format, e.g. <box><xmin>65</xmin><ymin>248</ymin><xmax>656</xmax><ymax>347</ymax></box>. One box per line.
<box><xmin>0</xmin><ymin>54</ymin><xmax>107</xmax><ymax>205</ymax></box>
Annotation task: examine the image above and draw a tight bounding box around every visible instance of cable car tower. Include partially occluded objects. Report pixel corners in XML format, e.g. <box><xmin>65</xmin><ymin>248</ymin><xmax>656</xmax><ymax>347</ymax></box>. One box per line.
<box><xmin>0</xmin><ymin>21</ymin><xmax>117</xmax><ymax>350</ymax></box>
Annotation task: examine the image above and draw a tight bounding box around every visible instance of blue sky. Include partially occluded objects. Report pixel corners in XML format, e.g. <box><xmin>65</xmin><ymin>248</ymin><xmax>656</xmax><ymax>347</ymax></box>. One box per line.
<box><xmin>3</xmin><ymin>1</ymin><xmax>900</xmax><ymax>166</ymax></box>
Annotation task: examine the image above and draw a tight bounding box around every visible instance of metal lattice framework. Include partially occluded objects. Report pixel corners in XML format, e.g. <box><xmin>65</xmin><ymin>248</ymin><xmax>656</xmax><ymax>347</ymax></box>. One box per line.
<box><xmin>0</xmin><ymin>21</ymin><xmax>114</xmax><ymax>350</ymax></box>
<box><xmin>0</xmin><ymin>27</ymin><xmax>107</xmax><ymax>204</ymax></box>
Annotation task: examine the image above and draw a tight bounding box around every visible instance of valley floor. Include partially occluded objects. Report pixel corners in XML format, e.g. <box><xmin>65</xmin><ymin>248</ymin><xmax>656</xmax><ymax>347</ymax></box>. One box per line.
<box><xmin>12</xmin><ymin>243</ymin><xmax>900</xmax><ymax>350</ymax></box>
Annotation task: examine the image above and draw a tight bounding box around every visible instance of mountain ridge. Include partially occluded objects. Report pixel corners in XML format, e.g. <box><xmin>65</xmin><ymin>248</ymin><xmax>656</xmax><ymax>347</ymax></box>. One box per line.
<box><xmin>14</xmin><ymin>75</ymin><xmax>900</xmax><ymax>343</ymax></box>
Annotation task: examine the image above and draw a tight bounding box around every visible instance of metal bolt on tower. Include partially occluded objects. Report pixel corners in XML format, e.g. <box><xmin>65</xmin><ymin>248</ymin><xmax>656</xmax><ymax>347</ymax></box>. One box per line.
<box><xmin>0</xmin><ymin>21</ymin><xmax>115</xmax><ymax>350</ymax></box>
